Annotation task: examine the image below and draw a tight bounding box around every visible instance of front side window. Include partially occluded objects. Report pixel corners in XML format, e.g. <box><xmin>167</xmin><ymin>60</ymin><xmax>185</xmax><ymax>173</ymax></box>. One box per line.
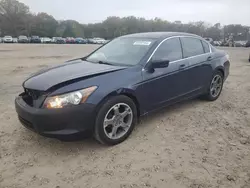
<box><xmin>181</xmin><ymin>37</ymin><xmax>204</xmax><ymax>58</ymax></box>
<box><xmin>152</xmin><ymin>38</ymin><xmax>182</xmax><ymax>62</ymax></box>
<box><xmin>86</xmin><ymin>37</ymin><xmax>155</xmax><ymax>66</ymax></box>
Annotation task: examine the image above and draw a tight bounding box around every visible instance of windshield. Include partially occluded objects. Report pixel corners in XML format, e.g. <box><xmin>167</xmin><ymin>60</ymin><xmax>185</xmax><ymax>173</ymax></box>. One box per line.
<box><xmin>19</xmin><ymin>36</ymin><xmax>27</xmax><ymax>39</ymax></box>
<box><xmin>86</xmin><ymin>37</ymin><xmax>155</xmax><ymax>66</ymax></box>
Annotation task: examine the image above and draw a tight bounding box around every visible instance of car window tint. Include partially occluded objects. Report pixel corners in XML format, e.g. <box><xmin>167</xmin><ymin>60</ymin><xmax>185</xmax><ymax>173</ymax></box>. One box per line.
<box><xmin>181</xmin><ymin>37</ymin><xmax>204</xmax><ymax>58</ymax></box>
<box><xmin>152</xmin><ymin>38</ymin><xmax>182</xmax><ymax>62</ymax></box>
<box><xmin>202</xmin><ymin>40</ymin><xmax>210</xmax><ymax>53</ymax></box>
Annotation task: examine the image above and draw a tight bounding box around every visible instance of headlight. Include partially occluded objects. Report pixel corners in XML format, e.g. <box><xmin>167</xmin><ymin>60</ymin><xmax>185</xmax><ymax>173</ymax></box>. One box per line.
<box><xmin>44</xmin><ymin>86</ymin><xmax>97</xmax><ymax>109</ymax></box>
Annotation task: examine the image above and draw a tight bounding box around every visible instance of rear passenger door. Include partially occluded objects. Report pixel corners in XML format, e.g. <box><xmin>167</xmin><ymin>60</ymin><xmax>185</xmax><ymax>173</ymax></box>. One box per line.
<box><xmin>180</xmin><ymin>37</ymin><xmax>213</xmax><ymax>93</ymax></box>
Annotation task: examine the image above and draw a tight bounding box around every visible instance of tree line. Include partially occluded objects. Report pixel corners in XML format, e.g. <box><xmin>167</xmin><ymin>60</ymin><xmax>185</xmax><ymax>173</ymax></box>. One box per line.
<box><xmin>0</xmin><ymin>0</ymin><xmax>250</xmax><ymax>40</ymax></box>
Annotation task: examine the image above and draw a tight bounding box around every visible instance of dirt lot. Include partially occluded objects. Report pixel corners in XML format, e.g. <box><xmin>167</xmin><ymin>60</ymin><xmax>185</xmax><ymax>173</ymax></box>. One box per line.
<box><xmin>0</xmin><ymin>44</ymin><xmax>250</xmax><ymax>188</ymax></box>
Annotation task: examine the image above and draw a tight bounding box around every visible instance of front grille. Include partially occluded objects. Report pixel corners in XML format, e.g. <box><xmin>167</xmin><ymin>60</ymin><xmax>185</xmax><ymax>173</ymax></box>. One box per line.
<box><xmin>22</xmin><ymin>88</ymin><xmax>47</xmax><ymax>107</ymax></box>
<box><xmin>18</xmin><ymin>116</ymin><xmax>34</xmax><ymax>130</ymax></box>
<box><xmin>25</xmin><ymin>89</ymin><xmax>41</xmax><ymax>100</ymax></box>
<box><xmin>22</xmin><ymin>93</ymin><xmax>33</xmax><ymax>106</ymax></box>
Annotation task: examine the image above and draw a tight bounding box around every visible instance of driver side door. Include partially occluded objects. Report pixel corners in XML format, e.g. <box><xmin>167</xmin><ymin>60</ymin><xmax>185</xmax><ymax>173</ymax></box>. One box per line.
<box><xmin>141</xmin><ymin>37</ymin><xmax>190</xmax><ymax>112</ymax></box>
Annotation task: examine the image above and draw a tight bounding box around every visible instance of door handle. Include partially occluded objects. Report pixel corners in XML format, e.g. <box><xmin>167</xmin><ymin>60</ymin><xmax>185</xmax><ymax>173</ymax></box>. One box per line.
<box><xmin>207</xmin><ymin>56</ymin><xmax>212</xmax><ymax>61</ymax></box>
<box><xmin>179</xmin><ymin>64</ymin><xmax>186</xmax><ymax>69</ymax></box>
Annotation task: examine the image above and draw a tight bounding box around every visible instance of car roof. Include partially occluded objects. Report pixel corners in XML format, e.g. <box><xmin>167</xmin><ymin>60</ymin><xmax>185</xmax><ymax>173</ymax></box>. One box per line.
<box><xmin>120</xmin><ymin>32</ymin><xmax>201</xmax><ymax>39</ymax></box>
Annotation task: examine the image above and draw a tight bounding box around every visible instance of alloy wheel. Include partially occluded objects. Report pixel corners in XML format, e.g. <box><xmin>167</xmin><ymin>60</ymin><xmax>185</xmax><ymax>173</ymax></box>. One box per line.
<box><xmin>103</xmin><ymin>103</ymin><xmax>133</xmax><ymax>140</ymax></box>
<box><xmin>210</xmin><ymin>75</ymin><xmax>223</xmax><ymax>98</ymax></box>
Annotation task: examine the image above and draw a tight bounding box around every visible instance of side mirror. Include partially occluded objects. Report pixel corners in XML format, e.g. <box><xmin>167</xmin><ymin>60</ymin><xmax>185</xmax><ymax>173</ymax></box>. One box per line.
<box><xmin>151</xmin><ymin>59</ymin><xmax>170</xmax><ymax>69</ymax></box>
<box><xmin>145</xmin><ymin>59</ymin><xmax>170</xmax><ymax>72</ymax></box>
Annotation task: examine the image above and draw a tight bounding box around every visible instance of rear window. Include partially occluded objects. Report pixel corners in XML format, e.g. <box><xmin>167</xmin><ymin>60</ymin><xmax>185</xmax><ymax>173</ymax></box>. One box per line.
<box><xmin>211</xmin><ymin>45</ymin><xmax>217</xmax><ymax>52</ymax></box>
<box><xmin>181</xmin><ymin>37</ymin><xmax>204</xmax><ymax>58</ymax></box>
<box><xmin>202</xmin><ymin>41</ymin><xmax>210</xmax><ymax>53</ymax></box>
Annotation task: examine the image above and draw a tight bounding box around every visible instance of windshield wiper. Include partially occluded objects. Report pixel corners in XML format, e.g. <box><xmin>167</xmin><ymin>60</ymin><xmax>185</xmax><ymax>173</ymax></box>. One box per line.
<box><xmin>98</xmin><ymin>61</ymin><xmax>113</xmax><ymax>65</ymax></box>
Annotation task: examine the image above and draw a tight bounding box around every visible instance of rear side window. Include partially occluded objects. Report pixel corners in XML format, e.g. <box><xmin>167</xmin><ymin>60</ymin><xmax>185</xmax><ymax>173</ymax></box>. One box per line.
<box><xmin>181</xmin><ymin>37</ymin><xmax>204</xmax><ymax>58</ymax></box>
<box><xmin>202</xmin><ymin>41</ymin><xmax>210</xmax><ymax>53</ymax></box>
<box><xmin>152</xmin><ymin>38</ymin><xmax>182</xmax><ymax>62</ymax></box>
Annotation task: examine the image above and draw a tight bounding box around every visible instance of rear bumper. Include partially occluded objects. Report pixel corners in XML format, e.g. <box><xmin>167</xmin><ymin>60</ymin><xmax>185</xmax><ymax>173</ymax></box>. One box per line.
<box><xmin>30</xmin><ymin>40</ymin><xmax>41</xmax><ymax>43</ymax></box>
<box><xmin>18</xmin><ymin>40</ymin><xmax>28</xmax><ymax>43</ymax></box>
<box><xmin>15</xmin><ymin>96</ymin><xmax>96</xmax><ymax>139</ymax></box>
<box><xmin>224</xmin><ymin>61</ymin><xmax>230</xmax><ymax>81</ymax></box>
<box><xmin>56</xmin><ymin>41</ymin><xmax>65</xmax><ymax>44</ymax></box>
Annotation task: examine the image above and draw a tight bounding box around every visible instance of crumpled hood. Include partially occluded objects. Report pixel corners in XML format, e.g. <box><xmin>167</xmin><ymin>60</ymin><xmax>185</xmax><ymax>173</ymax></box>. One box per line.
<box><xmin>23</xmin><ymin>60</ymin><xmax>126</xmax><ymax>91</ymax></box>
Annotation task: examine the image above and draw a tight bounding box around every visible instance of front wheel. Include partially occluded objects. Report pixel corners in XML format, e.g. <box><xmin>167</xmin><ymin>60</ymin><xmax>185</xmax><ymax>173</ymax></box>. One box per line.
<box><xmin>203</xmin><ymin>71</ymin><xmax>224</xmax><ymax>101</ymax></box>
<box><xmin>94</xmin><ymin>95</ymin><xmax>137</xmax><ymax>145</ymax></box>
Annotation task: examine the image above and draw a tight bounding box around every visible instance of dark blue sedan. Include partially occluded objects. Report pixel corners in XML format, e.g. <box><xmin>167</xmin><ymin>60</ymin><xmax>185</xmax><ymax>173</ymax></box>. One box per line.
<box><xmin>15</xmin><ymin>32</ymin><xmax>230</xmax><ymax>145</ymax></box>
<box><xmin>75</xmin><ymin>37</ymin><xmax>87</xmax><ymax>44</ymax></box>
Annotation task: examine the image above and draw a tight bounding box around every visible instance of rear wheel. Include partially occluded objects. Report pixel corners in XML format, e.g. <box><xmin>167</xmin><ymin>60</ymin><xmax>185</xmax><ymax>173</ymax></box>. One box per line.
<box><xmin>94</xmin><ymin>95</ymin><xmax>137</xmax><ymax>145</ymax></box>
<box><xmin>203</xmin><ymin>71</ymin><xmax>224</xmax><ymax>101</ymax></box>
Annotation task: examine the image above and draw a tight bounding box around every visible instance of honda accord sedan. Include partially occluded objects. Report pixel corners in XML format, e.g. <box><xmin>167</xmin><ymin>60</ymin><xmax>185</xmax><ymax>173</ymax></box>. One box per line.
<box><xmin>15</xmin><ymin>32</ymin><xmax>230</xmax><ymax>145</ymax></box>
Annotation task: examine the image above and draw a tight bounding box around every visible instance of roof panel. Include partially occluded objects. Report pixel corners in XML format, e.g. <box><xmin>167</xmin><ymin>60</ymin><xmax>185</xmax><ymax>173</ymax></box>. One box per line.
<box><xmin>120</xmin><ymin>32</ymin><xmax>199</xmax><ymax>39</ymax></box>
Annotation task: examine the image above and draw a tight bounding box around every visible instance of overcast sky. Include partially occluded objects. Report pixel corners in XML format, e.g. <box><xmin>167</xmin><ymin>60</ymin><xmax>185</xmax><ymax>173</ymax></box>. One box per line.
<box><xmin>20</xmin><ymin>0</ymin><xmax>250</xmax><ymax>25</ymax></box>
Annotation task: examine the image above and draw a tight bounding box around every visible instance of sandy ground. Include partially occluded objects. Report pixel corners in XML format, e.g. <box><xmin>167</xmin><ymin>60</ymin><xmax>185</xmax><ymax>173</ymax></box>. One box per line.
<box><xmin>0</xmin><ymin>44</ymin><xmax>250</xmax><ymax>188</ymax></box>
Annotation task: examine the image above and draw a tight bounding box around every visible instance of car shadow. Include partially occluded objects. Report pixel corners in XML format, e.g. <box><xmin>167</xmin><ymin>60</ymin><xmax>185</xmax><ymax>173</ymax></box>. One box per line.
<box><xmin>138</xmin><ymin>98</ymin><xmax>205</xmax><ymax>127</ymax></box>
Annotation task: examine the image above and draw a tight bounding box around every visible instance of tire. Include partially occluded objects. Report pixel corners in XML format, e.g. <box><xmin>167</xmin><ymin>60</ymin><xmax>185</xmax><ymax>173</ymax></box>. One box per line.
<box><xmin>203</xmin><ymin>71</ymin><xmax>224</xmax><ymax>101</ymax></box>
<box><xmin>94</xmin><ymin>95</ymin><xmax>137</xmax><ymax>145</ymax></box>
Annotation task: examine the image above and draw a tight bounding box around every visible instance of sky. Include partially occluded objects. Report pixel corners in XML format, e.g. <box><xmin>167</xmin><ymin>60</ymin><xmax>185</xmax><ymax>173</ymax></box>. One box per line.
<box><xmin>20</xmin><ymin>0</ymin><xmax>250</xmax><ymax>26</ymax></box>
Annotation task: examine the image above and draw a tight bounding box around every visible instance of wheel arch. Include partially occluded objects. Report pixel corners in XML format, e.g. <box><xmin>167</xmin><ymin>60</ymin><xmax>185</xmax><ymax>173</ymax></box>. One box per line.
<box><xmin>96</xmin><ymin>89</ymin><xmax>141</xmax><ymax>117</ymax></box>
<box><xmin>214</xmin><ymin>66</ymin><xmax>225</xmax><ymax>78</ymax></box>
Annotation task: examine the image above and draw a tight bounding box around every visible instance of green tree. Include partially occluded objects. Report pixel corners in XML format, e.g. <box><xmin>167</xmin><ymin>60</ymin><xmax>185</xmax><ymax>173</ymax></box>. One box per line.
<box><xmin>57</xmin><ymin>20</ymin><xmax>84</xmax><ymax>37</ymax></box>
<box><xmin>30</xmin><ymin>13</ymin><xmax>58</xmax><ymax>37</ymax></box>
<box><xmin>1</xmin><ymin>0</ymin><xmax>250</xmax><ymax>41</ymax></box>
<box><xmin>0</xmin><ymin>0</ymin><xmax>30</xmax><ymax>35</ymax></box>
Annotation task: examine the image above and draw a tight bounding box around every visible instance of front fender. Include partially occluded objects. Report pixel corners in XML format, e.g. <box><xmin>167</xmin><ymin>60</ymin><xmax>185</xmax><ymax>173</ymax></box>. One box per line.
<box><xmin>91</xmin><ymin>88</ymin><xmax>142</xmax><ymax>116</ymax></box>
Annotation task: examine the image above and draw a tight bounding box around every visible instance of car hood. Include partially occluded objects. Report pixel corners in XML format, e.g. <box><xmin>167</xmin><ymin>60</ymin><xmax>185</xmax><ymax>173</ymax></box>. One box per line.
<box><xmin>23</xmin><ymin>60</ymin><xmax>126</xmax><ymax>91</ymax></box>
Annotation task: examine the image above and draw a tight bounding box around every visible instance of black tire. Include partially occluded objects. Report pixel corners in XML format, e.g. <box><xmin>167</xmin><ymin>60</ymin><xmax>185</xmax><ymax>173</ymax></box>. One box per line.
<box><xmin>203</xmin><ymin>71</ymin><xmax>224</xmax><ymax>101</ymax></box>
<box><xmin>94</xmin><ymin>95</ymin><xmax>137</xmax><ymax>145</ymax></box>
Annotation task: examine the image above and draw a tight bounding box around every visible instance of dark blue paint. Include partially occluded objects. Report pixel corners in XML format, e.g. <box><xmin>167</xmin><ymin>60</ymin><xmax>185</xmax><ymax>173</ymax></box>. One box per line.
<box><xmin>15</xmin><ymin>32</ymin><xmax>230</xmax><ymax>138</ymax></box>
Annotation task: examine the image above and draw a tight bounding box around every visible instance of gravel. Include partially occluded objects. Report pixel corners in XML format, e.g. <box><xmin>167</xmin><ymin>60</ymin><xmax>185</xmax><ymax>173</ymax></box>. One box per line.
<box><xmin>0</xmin><ymin>44</ymin><xmax>250</xmax><ymax>188</ymax></box>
